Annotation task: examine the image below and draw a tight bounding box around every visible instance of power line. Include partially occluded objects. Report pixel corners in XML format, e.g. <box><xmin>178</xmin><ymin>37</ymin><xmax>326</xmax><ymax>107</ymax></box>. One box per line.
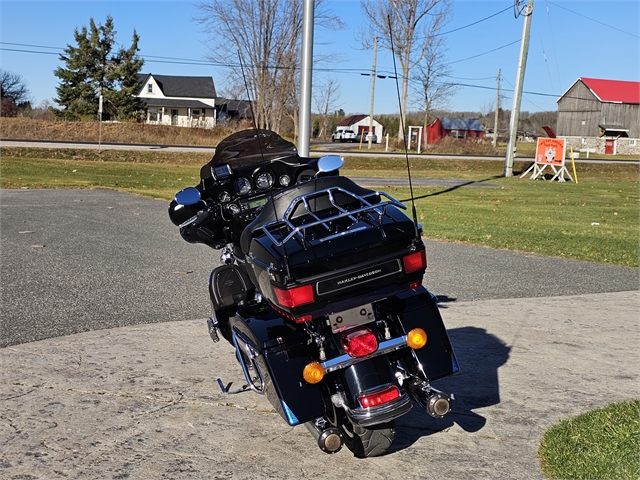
<box><xmin>433</xmin><ymin>5</ymin><xmax>512</xmax><ymax>37</ymax></box>
<box><xmin>449</xmin><ymin>39</ymin><xmax>520</xmax><ymax>64</ymax></box>
<box><xmin>0</xmin><ymin>41</ymin><xmax>601</xmax><ymax>106</ymax></box>
<box><xmin>544</xmin><ymin>0</ymin><xmax>563</xmax><ymax>90</ymax></box>
<box><xmin>547</xmin><ymin>1</ymin><xmax>639</xmax><ymax>39</ymax></box>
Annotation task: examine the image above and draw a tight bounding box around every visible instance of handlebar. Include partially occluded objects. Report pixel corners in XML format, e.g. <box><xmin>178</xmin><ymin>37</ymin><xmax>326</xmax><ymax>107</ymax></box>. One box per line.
<box><xmin>179</xmin><ymin>204</ymin><xmax>215</xmax><ymax>228</ymax></box>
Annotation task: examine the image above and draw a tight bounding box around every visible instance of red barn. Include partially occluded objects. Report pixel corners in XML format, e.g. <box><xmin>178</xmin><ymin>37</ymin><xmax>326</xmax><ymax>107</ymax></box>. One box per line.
<box><xmin>427</xmin><ymin>117</ymin><xmax>485</xmax><ymax>144</ymax></box>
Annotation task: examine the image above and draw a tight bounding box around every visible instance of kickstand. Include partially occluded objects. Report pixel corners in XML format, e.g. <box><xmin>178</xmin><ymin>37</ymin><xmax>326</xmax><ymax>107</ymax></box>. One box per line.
<box><xmin>217</xmin><ymin>378</ymin><xmax>251</xmax><ymax>394</ymax></box>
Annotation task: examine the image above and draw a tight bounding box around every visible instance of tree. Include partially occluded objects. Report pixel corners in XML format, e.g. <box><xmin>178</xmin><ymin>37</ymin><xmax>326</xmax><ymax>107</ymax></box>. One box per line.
<box><xmin>360</xmin><ymin>0</ymin><xmax>452</xmax><ymax>138</ymax></box>
<box><xmin>1</xmin><ymin>70</ymin><xmax>31</xmax><ymax>117</ymax></box>
<box><xmin>413</xmin><ymin>35</ymin><xmax>457</xmax><ymax>145</ymax></box>
<box><xmin>195</xmin><ymin>0</ymin><xmax>341</xmax><ymax>134</ymax></box>
<box><xmin>109</xmin><ymin>31</ymin><xmax>145</xmax><ymax>121</ymax></box>
<box><xmin>313</xmin><ymin>76</ymin><xmax>341</xmax><ymax>139</ymax></box>
<box><xmin>52</xmin><ymin>16</ymin><xmax>144</xmax><ymax>121</ymax></box>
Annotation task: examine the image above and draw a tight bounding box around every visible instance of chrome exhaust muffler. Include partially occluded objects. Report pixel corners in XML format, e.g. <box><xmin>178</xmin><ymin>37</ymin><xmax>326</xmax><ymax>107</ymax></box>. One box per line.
<box><xmin>305</xmin><ymin>420</ymin><xmax>344</xmax><ymax>454</ymax></box>
<box><xmin>406</xmin><ymin>382</ymin><xmax>454</xmax><ymax>418</ymax></box>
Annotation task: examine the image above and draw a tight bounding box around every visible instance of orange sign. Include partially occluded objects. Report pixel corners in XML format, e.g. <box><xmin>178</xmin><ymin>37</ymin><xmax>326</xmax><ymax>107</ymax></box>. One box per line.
<box><xmin>535</xmin><ymin>138</ymin><xmax>566</xmax><ymax>166</ymax></box>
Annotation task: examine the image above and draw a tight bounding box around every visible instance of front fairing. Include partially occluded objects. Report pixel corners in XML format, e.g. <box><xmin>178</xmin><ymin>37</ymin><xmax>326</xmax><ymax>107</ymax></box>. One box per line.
<box><xmin>200</xmin><ymin>129</ymin><xmax>299</xmax><ymax>180</ymax></box>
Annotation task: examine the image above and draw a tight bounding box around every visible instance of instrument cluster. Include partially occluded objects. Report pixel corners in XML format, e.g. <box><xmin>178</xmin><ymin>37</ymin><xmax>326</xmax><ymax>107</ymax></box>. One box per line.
<box><xmin>206</xmin><ymin>160</ymin><xmax>317</xmax><ymax>222</ymax></box>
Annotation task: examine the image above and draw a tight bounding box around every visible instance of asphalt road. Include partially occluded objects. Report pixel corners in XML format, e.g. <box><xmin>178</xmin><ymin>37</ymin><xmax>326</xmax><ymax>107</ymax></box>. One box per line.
<box><xmin>3</xmin><ymin>139</ymin><xmax>638</xmax><ymax>164</ymax></box>
<box><xmin>1</xmin><ymin>188</ymin><xmax>637</xmax><ymax>347</ymax></box>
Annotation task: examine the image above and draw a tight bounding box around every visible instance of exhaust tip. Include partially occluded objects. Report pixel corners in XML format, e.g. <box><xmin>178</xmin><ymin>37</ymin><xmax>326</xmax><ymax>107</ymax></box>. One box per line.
<box><xmin>427</xmin><ymin>393</ymin><xmax>452</xmax><ymax>418</ymax></box>
<box><xmin>318</xmin><ymin>428</ymin><xmax>343</xmax><ymax>454</ymax></box>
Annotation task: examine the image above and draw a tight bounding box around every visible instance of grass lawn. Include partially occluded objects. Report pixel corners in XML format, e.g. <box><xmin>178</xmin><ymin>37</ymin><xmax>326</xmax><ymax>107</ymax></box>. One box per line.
<box><xmin>1</xmin><ymin>149</ymin><xmax>638</xmax><ymax>267</ymax></box>
<box><xmin>539</xmin><ymin>400</ymin><xmax>639</xmax><ymax>479</ymax></box>
<box><xmin>343</xmin><ymin>157</ymin><xmax>638</xmax><ymax>267</ymax></box>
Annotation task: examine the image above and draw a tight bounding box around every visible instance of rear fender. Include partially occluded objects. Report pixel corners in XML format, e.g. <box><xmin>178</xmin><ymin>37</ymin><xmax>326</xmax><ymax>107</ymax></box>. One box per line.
<box><xmin>341</xmin><ymin>356</ymin><xmax>396</xmax><ymax>406</ymax></box>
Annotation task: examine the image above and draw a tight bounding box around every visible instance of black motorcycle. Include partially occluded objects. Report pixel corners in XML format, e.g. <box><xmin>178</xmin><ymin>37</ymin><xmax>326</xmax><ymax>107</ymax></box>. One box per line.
<box><xmin>169</xmin><ymin>129</ymin><xmax>458</xmax><ymax>457</ymax></box>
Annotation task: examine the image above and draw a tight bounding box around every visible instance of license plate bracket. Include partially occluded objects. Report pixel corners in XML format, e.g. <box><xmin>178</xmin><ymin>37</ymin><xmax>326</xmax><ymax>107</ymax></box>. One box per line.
<box><xmin>329</xmin><ymin>304</ymin><xmax>375</xmax><ymax>333</ymax></box>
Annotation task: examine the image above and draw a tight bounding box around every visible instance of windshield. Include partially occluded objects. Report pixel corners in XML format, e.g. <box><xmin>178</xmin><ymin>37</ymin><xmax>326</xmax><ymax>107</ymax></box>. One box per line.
<box><xmin>200</xmin><ymin>129</ymin><xmax>299</xmax><ymax>180</ymax></box>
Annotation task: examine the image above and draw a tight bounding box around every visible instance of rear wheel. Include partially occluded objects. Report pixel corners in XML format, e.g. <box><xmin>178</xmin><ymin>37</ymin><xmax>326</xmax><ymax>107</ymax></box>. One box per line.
<box><xmin>341</xmin><ymin>419</ymin><xmax>395</xmax><ymax>458</ymax></box>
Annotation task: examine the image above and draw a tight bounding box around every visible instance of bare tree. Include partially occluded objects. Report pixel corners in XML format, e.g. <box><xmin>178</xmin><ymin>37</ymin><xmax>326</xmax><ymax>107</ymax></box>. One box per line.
<box><xmin>413</xmin><ymin>35</ymin><xmax>457</xmax><ymax>145</ymax></box>
<box><xmin>0</xmin><ymin>70</ymin><xmax>31</xmax><ymax>116</ymax></box>
<box><xmin>313</xmin><ymin>76</ymin><xmax>341</xmax><ymax>139</ymax></box>
<box><xmin>195</xmin><ymin>0</ymin><xmax>341</xmax><ymax>134</ymax></box>
<box><xmin>360</xmin><ymin>0</ymin><xmax>452</xmax><ymax>138</ymax></box>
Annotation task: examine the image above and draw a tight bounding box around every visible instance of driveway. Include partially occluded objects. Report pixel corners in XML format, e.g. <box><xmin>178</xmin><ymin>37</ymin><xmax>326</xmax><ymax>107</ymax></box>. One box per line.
<box><xmin>1</xmin><ymin>189</ymin><xmax>638</xmax><ymax>479</ymax></box>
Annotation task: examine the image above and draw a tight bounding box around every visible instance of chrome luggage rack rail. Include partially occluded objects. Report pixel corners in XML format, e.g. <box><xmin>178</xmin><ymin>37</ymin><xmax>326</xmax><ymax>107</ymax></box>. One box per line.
<box><xmin>260</xmin><ymin>186</ymin><xmax>406</xmax><ymax>247</ymax></box>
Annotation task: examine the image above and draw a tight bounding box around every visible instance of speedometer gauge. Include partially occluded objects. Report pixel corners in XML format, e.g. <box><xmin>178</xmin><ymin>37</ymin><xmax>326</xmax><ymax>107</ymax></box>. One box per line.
<box><xmin>255</xmin><ymin>171</ymin><xmax>274</xmax><ymax>190</ymax></box>
<box><xmin>233</xmin><ymin>177</ymin><xmax>251</xmax><ymax>195</ymax></box>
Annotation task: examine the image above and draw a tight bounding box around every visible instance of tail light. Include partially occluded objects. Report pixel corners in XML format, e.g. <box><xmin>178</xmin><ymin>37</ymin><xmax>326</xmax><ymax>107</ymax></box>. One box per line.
<box><xmin>403</xmin><ymin>250</ymin><xmax>427</xmax><ymax>273</ymax></box>
<box><xmin>358</xmin><ymin>385</ymin><xmax>401</xmax><ymax>408</ymax></box>
<box><xmin>273</xmin><ymin>284</ymin><xmax>315</xmax><ymax>309</ymax></box>
<box><xmin>341</xmin><ymin>327</ymin><xmax>378</xmax><ymax>358</ymax></box>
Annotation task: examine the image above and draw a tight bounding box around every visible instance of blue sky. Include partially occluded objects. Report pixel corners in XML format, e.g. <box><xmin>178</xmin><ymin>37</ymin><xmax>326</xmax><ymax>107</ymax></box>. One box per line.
<box><xmin>1</xmin><ymin>0</ymin><xmax>638</xmax><ymax>115</ymax></box>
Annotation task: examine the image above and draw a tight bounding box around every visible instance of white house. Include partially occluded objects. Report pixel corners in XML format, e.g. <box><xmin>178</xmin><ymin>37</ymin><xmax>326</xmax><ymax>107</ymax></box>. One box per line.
<box><xmin>136</xmin><ymin>74</ymin><xmax>217</xmax><ymax>128</ymax></box>
<box><xmin>336</xmin><ymin>115</ymin><xmax>384</xmax><ymax>143</ymax></box>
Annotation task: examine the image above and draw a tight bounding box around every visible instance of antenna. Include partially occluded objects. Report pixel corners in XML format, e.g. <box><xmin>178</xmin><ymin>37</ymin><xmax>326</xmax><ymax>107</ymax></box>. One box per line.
<box><xmin>238</xmin><ymin>51</ymin><xmax>261</xmax><ymax>139</ymax></box>
<box><xmin>237</xmin><ymin>52</ymin><xmax>293</xmax><ymax>281</ymax></box>
<box><xmin>387</xmin><ymin>15</ymin><xmax>420</xmax><ymax>240</ymax></box>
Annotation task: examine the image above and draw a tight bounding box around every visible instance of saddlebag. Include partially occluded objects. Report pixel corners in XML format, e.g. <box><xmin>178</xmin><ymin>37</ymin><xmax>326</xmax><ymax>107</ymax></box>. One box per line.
<box><xmin>231</xmin><ymin>304</ymin><xmax>325</xmax><ymax>426</ymax></box>
<box><xmin>388</xmin><ymin>287</ymin><xmax>460</xmax><ymax>381</ymax></box>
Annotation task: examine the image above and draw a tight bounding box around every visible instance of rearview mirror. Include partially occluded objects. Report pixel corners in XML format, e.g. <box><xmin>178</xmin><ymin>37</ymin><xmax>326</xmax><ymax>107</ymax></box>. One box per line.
<box><xmin>175</xmin><ymin>187</ymin><xmax>201</xmax><ymax>206</ymax></box>
<box><xmin>317</xmin><ymin>155</ymin><xmax>344</xmax><ymax>174</ymax></box>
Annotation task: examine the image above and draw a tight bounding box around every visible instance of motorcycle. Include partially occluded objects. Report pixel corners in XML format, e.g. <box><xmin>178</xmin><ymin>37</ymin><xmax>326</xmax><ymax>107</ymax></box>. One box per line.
<box><xmin>169</xmin><ymin>129</ymin><xmax>458</xmax><ymax>457</ymax></box>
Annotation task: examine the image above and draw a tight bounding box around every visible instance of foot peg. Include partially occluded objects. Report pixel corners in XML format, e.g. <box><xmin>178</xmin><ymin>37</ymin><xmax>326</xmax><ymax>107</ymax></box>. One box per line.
<box><xmin>217</xmin><ymin>378</ymin><xmax>251</xmax><ymax>394</ymax></box>
<box><xmin>207</xmin><ymin>317</ymin><xmax>220</xmax><ymax>343</ymax></box>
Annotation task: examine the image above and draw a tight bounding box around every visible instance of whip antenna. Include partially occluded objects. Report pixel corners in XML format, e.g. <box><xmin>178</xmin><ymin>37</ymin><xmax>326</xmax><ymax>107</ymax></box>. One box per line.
<box><xmin>387</xmin><ymin>15</ymin><xmax>420</xmax><ymax>240</ymax></box>
<box><xmin>237</xmin><ymin>51</ymin><xmax>292</xmax><ymax>280</ymax></box>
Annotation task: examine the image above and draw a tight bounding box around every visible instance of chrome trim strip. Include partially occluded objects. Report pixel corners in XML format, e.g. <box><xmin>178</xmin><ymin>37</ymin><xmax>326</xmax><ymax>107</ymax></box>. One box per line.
<box><xmin>345</xmin><ymin>393</ymin><xmax>413</xmax><ymax>427</ymax></box>
<box><xmin>316</xmin><ymin>259</ymin><xmax>401</xmax><ymax>296</ymax></box>
<box><xmin>320</xmin><ymin>336</ymin><xmax>408</xmax><ymax>374</ymax></box>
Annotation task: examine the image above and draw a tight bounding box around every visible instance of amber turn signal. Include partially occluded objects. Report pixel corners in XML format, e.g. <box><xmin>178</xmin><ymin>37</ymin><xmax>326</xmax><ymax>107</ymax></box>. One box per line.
<box><xmin>406</xmin><ymin>328</ymin><xmax>428</xmax><ymax>349</ymax></box>
<box><xmin>303</xmin><ymin>362</ymin><xmax>325</xmax><ymax>384</ymax></box>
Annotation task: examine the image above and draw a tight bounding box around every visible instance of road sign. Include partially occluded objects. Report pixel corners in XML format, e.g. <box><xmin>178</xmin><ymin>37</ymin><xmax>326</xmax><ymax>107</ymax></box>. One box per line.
<box><xmin>521</xmin><ymin>137</ymin><xmax>573</xmax><ymax>182</ymax></box>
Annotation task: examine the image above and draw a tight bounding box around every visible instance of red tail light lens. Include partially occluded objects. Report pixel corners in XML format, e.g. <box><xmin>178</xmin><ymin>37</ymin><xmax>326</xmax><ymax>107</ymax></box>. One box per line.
<box><xmin>403</xmin><ymin>250</ymin><xmax>426</xmax><ymax>273</ymax></box>
<box><xmin>358</xmin><ymin>385</ymin><xmax>401</xmax><ymax>408</ymax></box>
<box><xmin>273</xmin><ymin>284</ymin><xmax>315</xmax><ymax>308</ymax></box>
<box><xmin>341</xmin><ymin>327</ymin><xmax>378</xmax><ymax>358</ymax></box>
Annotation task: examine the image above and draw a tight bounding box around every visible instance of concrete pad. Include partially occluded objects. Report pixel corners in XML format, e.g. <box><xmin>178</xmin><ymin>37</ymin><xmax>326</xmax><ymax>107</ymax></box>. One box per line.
<box><xmin>2</xmin><ymin>291</ymin><xmax>638</xmax><ymax>479</ymax></box>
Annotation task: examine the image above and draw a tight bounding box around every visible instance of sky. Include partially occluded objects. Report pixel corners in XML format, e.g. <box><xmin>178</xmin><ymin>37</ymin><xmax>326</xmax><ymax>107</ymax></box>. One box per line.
<box><xmin>1</xmin><ymin>0</ymin><xmax>638</xmax><ymax>116</ymax></box>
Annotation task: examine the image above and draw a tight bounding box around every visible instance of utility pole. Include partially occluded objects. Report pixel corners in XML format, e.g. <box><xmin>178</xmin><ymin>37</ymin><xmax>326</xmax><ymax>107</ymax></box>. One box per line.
<box><xmin>493</xmin><ymin>69</ymin><xmax>501</xmax><ymax>148</ymax></box>
<box><xmin>504</xmin><ymin>0</ymin><xmax>534</xmax><ymax>177</ymax></box>
<box><xmin>98</xmin><ymin>94</ymin><xmax>103</xmax><ymax>154</ymax></box>
<box><xmin>298</xmin><ymin>0</ymin><xmax>314</xmax><ymax>157</ymax></box>
<box><xmin>367</xmin><ymin>36</ymin><xmax>377</xmax><ymax>149</ymax></box>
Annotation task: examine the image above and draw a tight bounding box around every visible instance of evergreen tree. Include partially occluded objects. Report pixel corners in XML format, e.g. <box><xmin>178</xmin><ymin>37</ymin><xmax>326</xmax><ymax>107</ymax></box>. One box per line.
<box><xmin>52</xmin><ymin>16</ymin><xmax>144</xmax><ymax>121</ymax></box>
<box><xmin>110</xmin><ymin>31</ymin><xmax>145</xmax><ymax>121</ymax></box>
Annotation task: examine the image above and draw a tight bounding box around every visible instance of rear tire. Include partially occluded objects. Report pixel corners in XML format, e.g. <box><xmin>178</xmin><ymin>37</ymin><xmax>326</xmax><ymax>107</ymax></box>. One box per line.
<box><xmin>341</xmin><ymin>420</ymin><xmax>395</xmax><ymax>458</ymax></box>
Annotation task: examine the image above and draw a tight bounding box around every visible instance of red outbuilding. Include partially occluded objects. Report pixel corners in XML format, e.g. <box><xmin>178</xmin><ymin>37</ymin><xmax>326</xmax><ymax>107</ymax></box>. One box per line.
<box><xmin>427</xmin><ymin>117</ymin><xmax>485</xmax><ymax>144</ymax></box>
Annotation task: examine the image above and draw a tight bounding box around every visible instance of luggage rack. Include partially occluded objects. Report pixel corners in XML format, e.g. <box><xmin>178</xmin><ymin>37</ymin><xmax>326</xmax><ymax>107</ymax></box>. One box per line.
<box><xmin>260</xmin><ymin>186</ymin><xmax>406</xmax><ymax>247</ymax></box>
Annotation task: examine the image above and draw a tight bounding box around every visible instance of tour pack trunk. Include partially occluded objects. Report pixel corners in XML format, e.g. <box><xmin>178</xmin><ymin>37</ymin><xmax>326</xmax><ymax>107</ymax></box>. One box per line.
<box><xmin>242</xmin><ymin>176</ymin><xmax>426</xmax><ymax>319</ymax></box>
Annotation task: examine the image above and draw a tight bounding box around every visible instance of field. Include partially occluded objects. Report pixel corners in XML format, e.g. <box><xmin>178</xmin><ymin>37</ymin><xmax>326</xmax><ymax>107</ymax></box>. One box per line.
<box><xmin>2</xmin><ymin>146</ymin><xmax>638</xmax><ymax>267</ymax></box>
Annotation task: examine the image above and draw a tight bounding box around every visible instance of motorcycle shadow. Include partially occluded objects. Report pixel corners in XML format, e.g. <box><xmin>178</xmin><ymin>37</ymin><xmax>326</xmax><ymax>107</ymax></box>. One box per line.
<box><xmin>393</xmin><ymin>326</ymin><xmax>511</xmax><ymax>451</ymax></box>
